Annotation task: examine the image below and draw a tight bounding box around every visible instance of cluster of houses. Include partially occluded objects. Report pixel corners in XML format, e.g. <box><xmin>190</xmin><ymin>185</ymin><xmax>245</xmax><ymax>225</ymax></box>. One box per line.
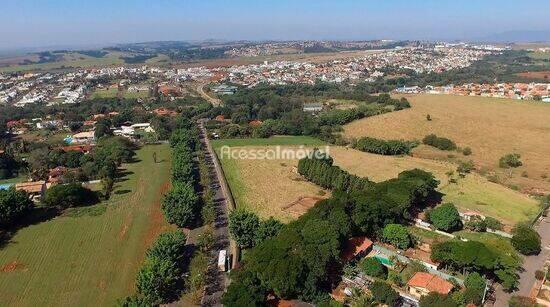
<box><xmin>395</xmin><ymin>82</ymin><xmax>550</xmax><ymax>102</ymax></box>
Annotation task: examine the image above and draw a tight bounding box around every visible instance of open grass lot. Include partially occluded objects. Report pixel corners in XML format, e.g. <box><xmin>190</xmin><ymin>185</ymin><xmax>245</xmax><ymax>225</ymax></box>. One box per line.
<box><xmin>329</xmin><ymin>147</ymin><xmax>539</xmax><ymax>226</ymax></box>
<box><xmin>213</xmin><ymin>137</ymin><xmax>329</xmax><ymax>222</ymax></box>
<box><xmin>0</xmin><ymin>144</ymin><xmax>173</xmax><ymax>306</ymax></box>
<box><xmin>122</xmin><ymin>90</ymin><xmax>149</xmax><ymax>99</ymax></box>
<box><xmin>91</xmin><ymin>87</ymin><xmax>119</xmax><ymax>99</ymax></box>
<box><xmin>343</xmin><ymin>94</ymin><xmax>550</xmax><ymax>195</ymax></box>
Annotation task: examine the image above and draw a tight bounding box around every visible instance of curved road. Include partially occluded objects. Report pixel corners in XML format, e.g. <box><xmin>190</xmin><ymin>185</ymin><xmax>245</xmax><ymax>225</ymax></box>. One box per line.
<box><xmin>196</xmin><ymin>83</ymin><xmax>222</xmax><ymax>107</ymax></box>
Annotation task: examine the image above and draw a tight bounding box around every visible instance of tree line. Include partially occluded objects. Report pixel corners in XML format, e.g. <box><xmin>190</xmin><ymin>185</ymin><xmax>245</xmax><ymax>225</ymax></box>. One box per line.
<box><xmin>352</xmin><ymin>137</ymin><xmax>418</xmax><ymax>156</ymax></box>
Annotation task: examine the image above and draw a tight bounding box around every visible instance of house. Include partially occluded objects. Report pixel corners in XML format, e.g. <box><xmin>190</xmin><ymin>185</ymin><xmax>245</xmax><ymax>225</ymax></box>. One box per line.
<box><xmin>15</xmin><ymin>181</ymin><xmax>48</xmax><ymax>199</ymax></box>
<box><xmin>212</xmin><ymin>84</ymin><xmax>238</xmax><ymax>95</ymax></box>
<box><xmin>341</xmin><ymin>236</ymin><xmax>373</xmax><ymax>262</ymax></box>
<box><xmin>61</xmin><ymin>144</ymin><xmax>94</xmax><ymax>154</ymax></box>
<box><xmin>71</xmin><ymin>131</ymin><xmax>96</xmax><ymax>144</ymax></box>
<box><xmin>214</xmin><ymin>115</ymin><xmax>226</xmax><ymax>121</ymax></box>
<box><xmin>303</xmin><ymin>102</ymin><xmax>323</xmax><ymax>113</ymax></box>
<box><xmin>407</xmin><ymin>272</ymin><xmax>454</xmax><ymax>298</ymax></box>
<box><xmin>249</xmin><ymin>120</ymin><xmax>263</xmax><ymax>127</ymax></box>
<box><xmin>152</xmin><ymin>108</ymin><xmax>178</xmax><ymax>117</ymax></box>
<box><xmin>459</xmin><ymin>210</ymin><xmax>486</xmax><ymax>222</ymax></box>
<box><xmin>113</xmin><ymin>123</ymin><xmax>155</xmax><ymax>138</ymax></box>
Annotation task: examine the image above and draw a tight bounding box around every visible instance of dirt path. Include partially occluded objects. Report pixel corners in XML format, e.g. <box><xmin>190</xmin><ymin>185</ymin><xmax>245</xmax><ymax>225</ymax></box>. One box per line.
<box><xmin>196</xmin><ymin>83</ymin><xmax>222</xmax><ymax>107</ymax></box>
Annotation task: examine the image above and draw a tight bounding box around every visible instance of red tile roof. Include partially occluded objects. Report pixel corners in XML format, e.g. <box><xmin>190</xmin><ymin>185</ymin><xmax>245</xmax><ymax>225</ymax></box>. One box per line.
<box><xmin>407</xmin><ymin>272</ymin><xmax>454</xmax><ymax>295</ymax></box>
<box><xmin>341</xmin><ymin>236</ymin><xmax>373</xmax><ymax>262</ymax></box>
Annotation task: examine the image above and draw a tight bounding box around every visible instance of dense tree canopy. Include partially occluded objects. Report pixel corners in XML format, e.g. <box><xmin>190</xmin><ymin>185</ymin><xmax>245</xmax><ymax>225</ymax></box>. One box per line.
<box><xmin>0</xmin><ymin>188</ymin><xmax>33</xmax><ymax>227</ymax></box>
<box><xmin>43</xmin><ymin>183</ymin><xmax>98</xmax><ymax>208</ymax></box>
<box><xmin>381</xmin><ymin>224</ymin><xmax>411</xmax><ymax>249</ymax></box>
<box><xmin>511</xmin><ymin>224</ymin><xmax>541</xmax><ymax>255</ymax></box>
<box><xmin>161</xmin><ymin>182</ymin><xmax>199</xmax><ymax>228</ymax></box>
<box><xmin>429</xmin><ymin>203</ymin><xmax>461</xmax><ymax>232</ymax></box>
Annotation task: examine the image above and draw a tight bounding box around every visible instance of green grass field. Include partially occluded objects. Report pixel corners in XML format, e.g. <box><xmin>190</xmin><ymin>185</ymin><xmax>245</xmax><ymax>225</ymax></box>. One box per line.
<box><xmin>211</xmin><ymin>136</ymin><xmax>325</xmax><ymax>149</ymax></box>
<box><xmin>123</xmin><ymin>90</ymin><xmax>149</xmax><ymax>99</ymax></box>
<box><xmin>0</xmin><ymin>144</ymin><xmax>173</xmax><ymax>306</ymax></box>
<box><xmin>91</xmin><ymin>87</ymin><xmax>119</xmax><ymax>99</ymax></box>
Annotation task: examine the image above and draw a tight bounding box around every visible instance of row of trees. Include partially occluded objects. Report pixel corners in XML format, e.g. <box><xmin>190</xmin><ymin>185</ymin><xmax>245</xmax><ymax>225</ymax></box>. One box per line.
<box><xmin>228</xmin><ymin>209</ymin><xmax>283</xmax><ymax>249</ymax></box>
<box><xmin>297</xmin><ymin>150</ymin><xmax>373</xmax><ymax>193</ymax></box>
<box><xmin>161</xmin><ymin>118</ymin><xmax>201</xmax><ymax>228</ymax></box>
<box><xmin>222</xmin><ymin>154</ymin><xmax>440</xmax><ymax>305</ymax></box>
<box><xmin>352</xmin><ymin>137</ymin><xmax>417</xmax><ymax>156</ymax></box>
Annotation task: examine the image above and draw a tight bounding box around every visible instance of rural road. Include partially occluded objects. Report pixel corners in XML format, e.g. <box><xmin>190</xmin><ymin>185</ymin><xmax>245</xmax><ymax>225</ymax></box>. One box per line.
<box><xmin>198</xmin><ymin>120</ymin><xmax>237</xmax><ymax>307</ymax></box>
<box><xmin>493</xmin><ymin>216</ymin><xmax>550</xmax><ymax>306</ymax></box>
<box><xmin>196</xmin><ymin>83</ymin><xmax>222</xmax><ymax>107</ymax></box>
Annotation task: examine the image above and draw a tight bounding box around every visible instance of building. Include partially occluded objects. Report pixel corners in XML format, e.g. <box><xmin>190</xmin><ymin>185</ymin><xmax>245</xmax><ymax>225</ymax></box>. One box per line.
<box><xmin>407</xmin><ymin>272</ymin><xmax>454</xmax><ymax>298</ymax></box>
<box><xmin>303</xmin><ymin>102</ymin><xmax>323</xmax><ymax>113</ymax></box>
<box><xmin>71</xmin><ymin>131</ymin><xmax>96</xmax><ymax>144</ymax></box>
<box><xmin>15</xmin><ymin>181</ymin><xmax>48</xmax><ymax>199</ymax></box>
<box><xmin>212</xmin><ymin>84</ymin><xmax>237</xmax><ymax>95</ymax></box>
<box><xmin>341</xmin><ymin>236</ymin><xmax>373</xmax><ymax>262</ymax></box>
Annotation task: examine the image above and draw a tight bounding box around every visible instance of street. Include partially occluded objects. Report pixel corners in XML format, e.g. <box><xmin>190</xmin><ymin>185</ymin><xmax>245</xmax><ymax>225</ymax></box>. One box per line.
<box><xmin>198</xmin><ymin>120</ymin><xmax>236</xmax><ymax>307</ymax></box>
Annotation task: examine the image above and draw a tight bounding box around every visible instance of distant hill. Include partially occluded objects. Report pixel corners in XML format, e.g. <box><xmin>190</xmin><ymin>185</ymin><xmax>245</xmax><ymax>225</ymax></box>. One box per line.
<box><xmin>477</xmin><ymin>30</ymin><xmax>550</xmax><ymax>43</ymax></box>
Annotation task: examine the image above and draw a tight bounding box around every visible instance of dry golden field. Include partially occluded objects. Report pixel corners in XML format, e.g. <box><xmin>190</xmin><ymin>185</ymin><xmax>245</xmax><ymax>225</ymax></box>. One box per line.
<box><xmin>329</xmin><ymin>147</ymin><xmax>539</xmax><ymax>226</ymax></box>
<box><xmin>344</xmin><ymin>94</ymin><xmax>550</xmax><ymax>195</ymax></box>
<box><xmin>216</xmin><ymin>145</ymin><xmax>330</xmax><ymax>223</ymax></box>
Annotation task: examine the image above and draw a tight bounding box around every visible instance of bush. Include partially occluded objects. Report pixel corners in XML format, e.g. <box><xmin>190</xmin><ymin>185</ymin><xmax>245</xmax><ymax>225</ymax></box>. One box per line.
<box><xmin>43</xmin><ymin>183</ymin><xmax>98</xmax><ymax>208</ymax></box>
<box><xmin>485</xmin><ymin>216</ymin><xmax>503</xmax><ymax>230</ymax></box>
<box><xmin>0</xmin><ymin>188</ymin><xmax>34</xmax><ymax>227</ymax></box>
<box><xmin>419</xmin><ymin>292</ymin><xmax>458</xmax><ymax>307</ymax></box>
<box><xmin>457</xmin><ymin>160</ymin><xmax>475</xmax><ymax>175</ymax></box>
<box><xmin>117</xmin><ymin>295</ymin><xmax>151</xmax><ymax>307</ymax></box>
<box><xmin>511</xmin><ymin>224</ymin><xmax>541</xmax><ymax>255</ymax></box>
<box><xmin>465</xmin><ymin>215</ymin><xmax>487</xmax><ymax>232</ymax></box>
<box><xmin>422</xmin><ymin>134</ymin><xmax>457</xmax><ymax>150</ymax></box>
<box><xmin>535</xmin><ymin>270</ymin><xmax>545</xmax><ymax>280</ymax></box>
<box><xmin>429</xmin><ymin>203</ymin><xmax>461</xmax><ymax>232</ymax></box>
<box><xmin>369</xmin><ymin>281</ymin><xmax>398</xmax><ymax>306</ymax></box>
<box><xmin>381</xmin><ymin>224</ymin><xmax>411</xmax><ymax>249</ymax></box>
<box><xmin>499</xmin><ymin>153</ymin><xmax>522</xmax><ymax>168</ymax></box>
<box><xmin>509</xmin><ymin>295</ymin><xmax>536</xmax><ymax>307</ymax></box>
<box><xmin>161</xmin><ymin>182</ymin><xmax>199</xmax><ymax>228</ymax></box>
<box><xmin>359</xmin><ymin>257</ymin><xmax>387</xmax><ymax>279</ymax></box>
<box><xmin>462</xmin><ymin>147</ymin><xmax>472</xmax><ymax>156</ymax></box>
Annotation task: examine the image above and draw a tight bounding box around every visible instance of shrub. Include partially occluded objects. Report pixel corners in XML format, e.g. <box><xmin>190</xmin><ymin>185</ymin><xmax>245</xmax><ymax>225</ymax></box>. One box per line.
<box><xmin>382</xmin><ymin>224</ymin><xmax>411</xmax><ymax>249</ymax></box>
<box><xmin>457</xmin><ymin>160</ymin><xmax>475</xmax><ymax>176</ymax></box>
<box><xmin>499</xmin><ymin>153</ymin><xmax>522</xmax><ymax>168</ymax></box>
<box><xmin>369</xmin><ymin>281</ymin><xmax>398</xmax><ymax>306</ymax></box>
<box><xmin>465</xmin><ymin>215</ymin><xmax>487</xmax><ymax>232</ymax></box>
<box><xmin>43</xmin><ymin>183</ymin><xmax>98</xmax><ymax>208</ymax></box>
<box><xmin>535</xmin><ymin>270</ymin><xmax>545</xmax><ymax>280</ymax></box>
<box><xmin>0</xmin><ymin>188</ymin><xmax>34</xmax><ymax>227</ymax></box>
<box><xmin>359</xmin><ymin>257</ymin><xmax>387</xmax><ymax>279</ymax></box>
<box><xmin>462</xmin><ymin>147</ymin><xmax>472</xmax><ymax>156</ymax></box>
<box><xmin>485</xmin><ymin>216</ymin><xmax>503</xmax><ymax>230</ymax></box>
<box><xmin>464</xmin><ymin>272</ymin><xmax>486</xmax><ymax>305</ymax></box>
<box><xmin>117</xmin><ymin>295</ymin><xmax>151</xmax><ymax>307</ymax></box>
<box><xmin>429</xmin><ymin>203</ymin><xmax>461</xmax><ymax>232</ymax></box>
<box><xmin>422</xmin><ymin>134</ymin><xmax>457</xmax><ymax>150</ymax></box>
<box><xmin>511</xmin><ymin>224</ymin><xmax>541</xmax><ymax>255</ymax></box>
<box><xmin>419</xmin><ymin>292</ymin><xmax>458</xmax><ymax>307</ymax></box>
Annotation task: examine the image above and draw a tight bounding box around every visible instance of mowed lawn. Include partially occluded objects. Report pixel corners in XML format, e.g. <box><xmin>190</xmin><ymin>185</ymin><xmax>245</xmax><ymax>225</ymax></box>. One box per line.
<box><xmin>329</xmin><ymin>147</ymin><xmax>539</xmax><ymax>226</ymax></box>
<box><xmin>343</xmin><ymin>94</ymin><xmax>550</xmax><ymax>195</ymax></box>
<box><xmin>0</xmin><ymin>144</ymin><xmax>173</xmax><ymax>306</ymax></box>
<box><xmin>213</xmin><ymin>137</ymin><xmax>328</xmax><ymax>222</ymax></box>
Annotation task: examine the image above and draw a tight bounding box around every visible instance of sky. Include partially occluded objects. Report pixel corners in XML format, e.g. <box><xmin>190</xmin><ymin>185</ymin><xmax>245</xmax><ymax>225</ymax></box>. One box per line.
<box><xmin>1</xmin><ymin>0</ymin><xmax>549</xmax><ymax>50</ymax></box>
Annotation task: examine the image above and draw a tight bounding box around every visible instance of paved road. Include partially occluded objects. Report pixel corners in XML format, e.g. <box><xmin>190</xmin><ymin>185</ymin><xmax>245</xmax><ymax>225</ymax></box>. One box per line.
<box><xmin>196</xmin><ymin>83</ymin><xmax>222</xmax><ymax>107</ymax></box>
<box><xmin>198</xmin><ymin>120</ymin><xmax>236</xmax><ymax>307</ymax></box>
<box><xmin>493</xmin><ymin>216</ymin><xmax>550</xmax><ymax>306</ymax></box>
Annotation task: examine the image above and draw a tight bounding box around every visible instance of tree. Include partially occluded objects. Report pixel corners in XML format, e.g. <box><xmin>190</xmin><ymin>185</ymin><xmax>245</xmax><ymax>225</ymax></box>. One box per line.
<box><xmin>419</xmin><ymin>292</ymin><xmax>458</xmax><ymax>307</ymax></box>
<box><xmin>229</xmin><ymin>209</ymin><xmax>261</xmax><ymax>248</ymax></box>
<box><xmin>359</xmin><ymin>257</ymin><xmax>387</xmax><ymax>279</ymax></box>
<box><xmin>369</xmin><ymin>281</ymin><xmax>398</xmax><ymax>306</ymax></box>
<box><xmin>161</xmin><ymin>182</ymin><xmax>199</xmax><ymax>228</ymax></box>
<box><xmin>382</xmin><ymin>224</ymin><xmax>411</xmax><ymax>249</ymax></box>
<box><xmin>222</xmin><ymin>269</ymin><xmax>266</xmax><ymax>307</ymax></box>
<box><xmin>429</xmin><ymin>203</ymin><xmax>461</xmax><ymax>232</ymax></box>
<box><xmin>464</xmin><ymin>272</ymin><xmax>486</xmax><ymax>305</ymax></box>
<box><xmin>94</xmin><ymin>118</ymin><xmax>112</xmax><ymax>139</ymax></box>
<box><xmin>146</xmin><ymin>230</ymin><xmax>187</xmax><ymax>266</ymax></box>
<box><xmin>43</xmin><ymin>183</ymin><xmax>98</xmax><ymax>208</ymax></box>
<box><xmin>255</xmin><ymin>217</ymin><xmax>283</xmax><ymax>245</ymax></box>
<box><xmin>135</xmin><ymin>256</ymin><xmax>182</xmax><ymax>305</ymax></box>
<box><xmin>0</xmin><ymin>188</ymin><xmax>33</xmax><ymax>227</ymax></box>
<box><xmin>499</xmin><ymin>153</ymin><xmax>522</xmax><ymax>168</ymax></box>
<box><xmin>511</xmin><ymin>224</ymin><xmax>541</xmax><ymax>255</ymax></box>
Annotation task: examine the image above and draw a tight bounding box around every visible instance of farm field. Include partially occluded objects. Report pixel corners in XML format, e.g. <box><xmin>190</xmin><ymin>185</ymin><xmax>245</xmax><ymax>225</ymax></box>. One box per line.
<box><xmin>0</xmin><ymin>144</ymin><xmax>173</xmax><ymax>306</ymax></box>
<box><xmin>213</xmin><ymin>137</ymin><xmax>329</xmax><ymax>222</ymax></box>
<box><xmin>343</xmin><ymin>94</ymin><xmax>550</xmax><ymax>195</ymax></box>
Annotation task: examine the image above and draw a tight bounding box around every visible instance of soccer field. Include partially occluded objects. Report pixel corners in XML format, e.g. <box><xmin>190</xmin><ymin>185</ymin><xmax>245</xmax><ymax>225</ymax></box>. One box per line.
<box><xmin>0</xmin><ymin>144</ymin><xmax>173</xmax><ymax>306</ymax></box>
